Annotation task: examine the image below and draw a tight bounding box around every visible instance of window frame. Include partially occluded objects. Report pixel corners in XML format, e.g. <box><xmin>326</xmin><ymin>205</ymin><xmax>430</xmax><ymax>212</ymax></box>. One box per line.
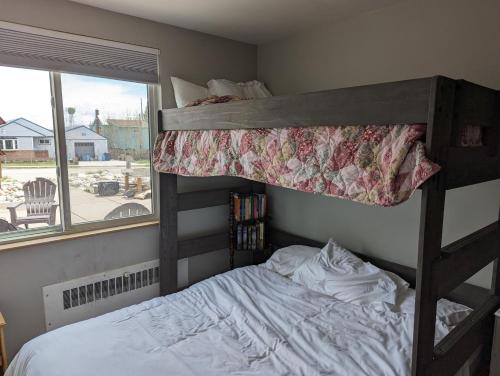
<box><xmin>0</xmin><ymin>70</ymin><xmax>160</xmax><ymax>246</ymax></box>
<box><xmin>1</xmin><ymin>139</ymin><xmax>18</xmax><ymax>150</ymax></box>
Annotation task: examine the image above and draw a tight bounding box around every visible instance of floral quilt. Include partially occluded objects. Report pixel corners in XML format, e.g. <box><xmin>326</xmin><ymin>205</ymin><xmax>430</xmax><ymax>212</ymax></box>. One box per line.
<box><xmin>186</xmin><ymin>95</ymin><xmax>243</xmax><ymax>107</ymax></box>
<box><xmin>153</xmin><ymin>124</ymin><xmax>440</xmax><ymax>206</ymax></box>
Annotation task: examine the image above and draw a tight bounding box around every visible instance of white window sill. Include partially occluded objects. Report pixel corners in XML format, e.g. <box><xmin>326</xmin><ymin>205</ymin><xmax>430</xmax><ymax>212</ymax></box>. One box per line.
<box><xmin>0</xmin><ymin>220</ymin><xmax>159</xmax><ymax>253</ymax></box>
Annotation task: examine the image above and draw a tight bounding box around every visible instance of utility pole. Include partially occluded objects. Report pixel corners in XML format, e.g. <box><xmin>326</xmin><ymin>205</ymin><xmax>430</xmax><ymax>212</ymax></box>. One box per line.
<box><xmin>0</xmin><ymin>149</ymin><xmax>4</xmax><ymax>189</ymax></box>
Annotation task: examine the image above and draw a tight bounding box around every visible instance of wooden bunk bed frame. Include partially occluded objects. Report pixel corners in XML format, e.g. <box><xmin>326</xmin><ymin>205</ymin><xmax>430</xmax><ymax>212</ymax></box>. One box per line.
<box><xmin>157</xmin><ymin>76</ymin><xmax>500</xmax><ymax>376</ymax></box>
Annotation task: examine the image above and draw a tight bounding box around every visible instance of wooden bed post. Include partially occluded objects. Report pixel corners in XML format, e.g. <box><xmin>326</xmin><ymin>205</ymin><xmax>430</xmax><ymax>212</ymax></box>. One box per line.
<box><xmin>412</xmin><ymin>76</ymin><xmax>456</xmax><ymax>376</ymax></box>
<box><xmin>491</xmin><ymin>208</ymin><xmax>500</xmax><ymax>297</ymax></box>
<box><xmin>159</xmin><ymin>173</ymin><xmax>178</xmax><ymax>295</ymax></box>
<box><xmin>157</xmin><ymin>111</ymin><xmax>179</xmax><ymax>295</ymax></box>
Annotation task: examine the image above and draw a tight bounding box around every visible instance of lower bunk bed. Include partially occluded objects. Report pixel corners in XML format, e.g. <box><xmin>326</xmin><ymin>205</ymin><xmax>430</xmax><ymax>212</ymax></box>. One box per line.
<box><xmin>6</xmin><ymin>232</ymin><xmax>486</xmax><ymax>376</ymax></box>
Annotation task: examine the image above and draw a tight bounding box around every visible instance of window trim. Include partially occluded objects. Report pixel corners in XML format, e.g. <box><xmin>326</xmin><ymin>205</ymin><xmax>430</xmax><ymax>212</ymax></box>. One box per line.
<box><xmin>0</xmin><ymin>220</ymin><xmax>159</xmax><ymax>252</ymax></box>
<box><xmin>1</xmin><ymin>139</ymin><xmax>18</xmax><ymax>150</ymax></box>
<box><xmin>0</xmin><ymin>70</ymin><xmax>160</xmax><ymax>246</ymax></box>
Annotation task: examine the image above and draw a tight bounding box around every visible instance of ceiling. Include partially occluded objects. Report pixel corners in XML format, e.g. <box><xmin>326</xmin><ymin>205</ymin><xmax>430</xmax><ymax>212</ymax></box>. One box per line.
<box><xmin>71</xmin><ymin>0</ymin><xmax>401</xmax><ymax>44</ymax></box>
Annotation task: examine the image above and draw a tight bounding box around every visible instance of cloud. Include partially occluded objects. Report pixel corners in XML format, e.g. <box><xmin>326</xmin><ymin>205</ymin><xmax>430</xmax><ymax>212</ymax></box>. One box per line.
<box><xmin>0</xmin><ymin>66</ymin><xmax>148</xmax><ymax>129</ymax></box>
<box><xmin>0</xmin><ymin>66</ymin><xmax>53</xmax><ymax>128</ymax></box>
<box><xmin>61</xmin><ymin>74</ymin><xmax>148</xmax><ymax>126</ymax></box>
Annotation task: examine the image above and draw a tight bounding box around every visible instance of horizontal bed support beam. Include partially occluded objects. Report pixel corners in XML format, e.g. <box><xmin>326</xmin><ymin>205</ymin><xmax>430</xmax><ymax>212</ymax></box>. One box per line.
<box><xmin>160</xmin><ymin>78</ymin><xmax>432</xmax><ymax>130</ymax></box>
<box><xmin>446</xmin><ymin>147</ymin><xmax>500</xmax><ymax>189</ymax></box>
<box><xmin>434</xmin><ymin>221</ymin><xmax>500</xmax><ymax>297</ymax></box>
<box><xmin>269</xmin><ymin>228</ymin><xmax>324</xmax><ymax>248</ymax></box>
<box><xmin>178</xmin><ymin>189</ymin><xmax>231</xmax><ymax>211</ymax></box>
<box><xmin>430</xmin><ymin>295</ymin><xmax>500</xmax><ymax>376</ymax></box>
<box><xmin>178</xmin><ymin>186</ymin><xmax>251</xmax><ymax>212</ymax></box>
<box><xmin>178</xmin><ymin>232</ymin><xmax>228</xmax><ymax>259</ymax></box>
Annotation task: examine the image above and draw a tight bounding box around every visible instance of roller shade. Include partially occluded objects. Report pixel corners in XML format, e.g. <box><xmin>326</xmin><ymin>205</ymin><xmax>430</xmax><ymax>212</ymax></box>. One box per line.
<box><xmin>0</xmin><ymin>22</ymin><xmax>159</xmax><ymax>83</ymax></box>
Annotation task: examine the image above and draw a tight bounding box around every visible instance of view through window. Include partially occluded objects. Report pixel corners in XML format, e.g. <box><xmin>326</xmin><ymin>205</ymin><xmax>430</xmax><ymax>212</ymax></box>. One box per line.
<box><xmin>61</xmin><ymin>73</ymin><xmax>152</xmax><ymax>224</ymax></box>
<box><xmin>0</xmin><ymin>66</ymin><xmax>154</xmax><ymax>241</ymax></box>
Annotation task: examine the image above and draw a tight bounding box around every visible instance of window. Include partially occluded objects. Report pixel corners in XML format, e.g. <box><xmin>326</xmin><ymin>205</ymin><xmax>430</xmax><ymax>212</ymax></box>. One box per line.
<box><xmin>1</xmin><ymin>139</ymin><xmax>18</xmax><ymax>150</ymax></box>
<box><xmin>0</xmin><ymin>65</ymin><xmax>158</xmax><ymax>244</ymax></box>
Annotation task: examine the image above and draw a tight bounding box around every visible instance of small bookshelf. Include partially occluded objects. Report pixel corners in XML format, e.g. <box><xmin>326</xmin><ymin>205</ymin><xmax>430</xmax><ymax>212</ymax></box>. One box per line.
<box><xmin>229</xmin><ymin>191</ymin><xmax>269</xmax><ymax>269</ymax></box>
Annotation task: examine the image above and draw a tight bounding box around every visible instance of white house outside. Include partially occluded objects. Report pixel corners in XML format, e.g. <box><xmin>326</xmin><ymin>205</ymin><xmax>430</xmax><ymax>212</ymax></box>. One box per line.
<box><xmin>0</xmin><ymin>117</ymin><xmax>54</xmax><ymax>158</ymax></box>
<box><xmin>0</xmin><ymin>118</ymin><xmax>108</xmax><ymax>161</ymax></box>
<box><xmin>65</xmin><ymin>126</ymin><xmax>108</xmax><ymax>161</ymax></box>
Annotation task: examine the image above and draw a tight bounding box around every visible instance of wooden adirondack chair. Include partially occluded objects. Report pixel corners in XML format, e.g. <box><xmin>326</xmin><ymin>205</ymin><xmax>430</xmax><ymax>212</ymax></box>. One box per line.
<box><xmin>104</xmin><ymin>203</ymin><xmax>150</xmax><ymax>220</ymax></box>
<box><xmin>8</xmin><ymin>178</ymin><xmax>58</xmax><ymax>228</ymax></box>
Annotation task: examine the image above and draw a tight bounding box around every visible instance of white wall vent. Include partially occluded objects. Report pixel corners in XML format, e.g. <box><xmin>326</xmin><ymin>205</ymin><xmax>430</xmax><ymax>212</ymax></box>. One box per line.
<box><xmin>43</xmin><ymin>260</ymin><xmax>160</xmax><ymax>331</ymax></box>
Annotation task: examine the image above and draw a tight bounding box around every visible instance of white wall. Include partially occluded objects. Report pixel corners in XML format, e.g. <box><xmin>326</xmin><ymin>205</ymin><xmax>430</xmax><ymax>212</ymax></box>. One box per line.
<box><xmin>33</xmin><ymin>137</ymin><xmax>55</xmax><ymax>159</ymax></box>
<box><xmin>0</xmin><ymin>0</ymin><xmax>256</xmax><ymax>356</ymax></box>
<box><xmin>12</xmin><ymin>137</ymin><xmax>33</xmax><ymax>151</ymax></box>
<box><xmin>258</xmin><ymin>0</ymin><xmax>500</xmax><ymax>287</ymax></box>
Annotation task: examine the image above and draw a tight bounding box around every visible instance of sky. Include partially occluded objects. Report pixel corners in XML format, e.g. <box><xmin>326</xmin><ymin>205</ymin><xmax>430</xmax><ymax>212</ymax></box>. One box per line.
<box><xmin>0</xmin><ymin>65</ymin><xmax>148</xmax><ymax>129</ymax></box>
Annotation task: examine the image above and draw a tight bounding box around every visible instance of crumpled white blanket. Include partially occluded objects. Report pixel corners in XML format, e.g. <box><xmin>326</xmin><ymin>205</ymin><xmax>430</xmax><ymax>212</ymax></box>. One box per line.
<box><xmin>6</xmin><ymin>265</ymin><xmax>471</xmax><ymax>376</ymax></box>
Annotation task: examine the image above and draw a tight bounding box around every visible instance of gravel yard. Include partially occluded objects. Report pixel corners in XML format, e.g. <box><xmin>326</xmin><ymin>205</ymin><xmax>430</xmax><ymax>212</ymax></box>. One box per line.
<box><xmin>0</xmin><ymin>161</ymin><xmax>153</xmax><ymax>228</ymax></box>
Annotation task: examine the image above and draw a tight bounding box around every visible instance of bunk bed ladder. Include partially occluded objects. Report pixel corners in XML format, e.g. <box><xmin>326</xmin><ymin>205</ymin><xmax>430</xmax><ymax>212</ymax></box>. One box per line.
<box><xmin>412</xmin><ymin>77</ymin><xmax>500</xmax><ymax>376</ymax></box>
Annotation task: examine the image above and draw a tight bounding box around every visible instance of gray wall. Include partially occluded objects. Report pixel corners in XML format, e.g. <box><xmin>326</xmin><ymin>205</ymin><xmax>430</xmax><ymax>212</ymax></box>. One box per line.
<box><xmin>258</xmin><ymin>0</ymin><xmax>500</xmax><ymax>287</ymax></box>
<box><xmin>0</xmin><ymin>0</ymin><xmax>256</xmax><ymax>356</ymax></box>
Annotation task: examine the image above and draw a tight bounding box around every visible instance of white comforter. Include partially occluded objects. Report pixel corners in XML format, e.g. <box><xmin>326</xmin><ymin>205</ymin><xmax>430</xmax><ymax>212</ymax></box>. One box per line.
<box><xmin>6</xmin><ymin>265</ymin><xmax>467</xmax><ymax>376</ymax></box>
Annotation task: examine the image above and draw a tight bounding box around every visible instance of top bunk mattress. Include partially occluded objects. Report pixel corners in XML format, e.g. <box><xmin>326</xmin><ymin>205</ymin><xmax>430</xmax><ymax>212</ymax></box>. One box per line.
<box><xmin>153</xmin><ymin>124</ymin><xmax>439</xmax><ymax>206</ymax></box>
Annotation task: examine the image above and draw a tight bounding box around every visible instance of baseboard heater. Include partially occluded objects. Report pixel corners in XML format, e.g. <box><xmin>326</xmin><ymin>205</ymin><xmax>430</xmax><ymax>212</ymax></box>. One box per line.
<box><xmin>43</xmin><ymin>260</ymin><xmax>160</xmax><ymax>331</ymax></box>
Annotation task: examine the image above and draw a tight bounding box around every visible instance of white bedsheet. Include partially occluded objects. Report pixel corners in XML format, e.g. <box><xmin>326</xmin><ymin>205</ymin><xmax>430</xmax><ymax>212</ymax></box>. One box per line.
<box><xmin>6</xmin><ymin>266</ymin><xmax>468</xmax><ymax>376</ymax></box>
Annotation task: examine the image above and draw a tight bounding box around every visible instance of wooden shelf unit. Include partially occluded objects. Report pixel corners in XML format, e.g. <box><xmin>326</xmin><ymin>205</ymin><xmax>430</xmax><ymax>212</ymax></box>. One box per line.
<box><xmin>229</xmin><ymin>188</ymin><xmax>269</xmax><ymax>269</ymax></box>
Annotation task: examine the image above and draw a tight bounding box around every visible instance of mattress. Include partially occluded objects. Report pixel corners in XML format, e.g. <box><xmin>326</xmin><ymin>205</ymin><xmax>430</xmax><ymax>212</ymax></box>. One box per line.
<box><xmin>6</xmin><ymin>265</ymin><xmax>471</xmax><ymax>376</ymax></box>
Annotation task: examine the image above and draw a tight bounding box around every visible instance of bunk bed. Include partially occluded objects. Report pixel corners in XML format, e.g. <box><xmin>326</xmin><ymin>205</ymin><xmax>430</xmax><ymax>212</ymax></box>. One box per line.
<box><xmin>155</xmin><ymin>76</ymin><xmax>500</xmax><ymax>376</ymax></box>
<box><xmin>5</xmin><ymin>76</ymin><xmax>498</xmax><ymax>376</ymax></box>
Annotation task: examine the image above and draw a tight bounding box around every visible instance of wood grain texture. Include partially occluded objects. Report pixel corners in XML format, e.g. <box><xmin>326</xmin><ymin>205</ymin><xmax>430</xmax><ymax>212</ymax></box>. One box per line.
<box><xmin>160</xmin><ymin>78</ymin><xmax>432</xmax><ymax>130</ymax></box>
<box><xmin>178</xmin><ymin>185</ymin><xmax>252</xmax><ymax>212</ymax></box>
<box><xmin>435</xmin><ymin>221</ymin><xmax>500</xmax><ymax>296</ymax></box>
<box><xmin>178</xmin><ymin>232</ymin><xmax>228</xmax><ymax>259</ymax></box>
<box><xmin>452</xmin><ymin>80</ymin><xmax>498</xmax><ymax>142</ymax></box>
<box><xmin>412</xmin><ymin>76</ymin><xmax>456</xmax><ymax>376</ymax></box>
<box><xmin>159</xmin><ymin>173</ymin><xmax>178</xmax><ymax>295</ymax></box>
<box><xmin>446</xmin><ymin>147</ymin><xmax>500</xmax><ymax>189</ymax></box>
<box><xmin>490</xmin><ymin>313</ymin><xmax>500</xmax><ymax>375</ymax></box>
<box><xmin>446</xmin><ymin>81</ymin><xmax>499</xmax><ymax>187</ymax></box>
<box><xmin>491</xmin><ymin>209</ymin><xmax>500</xmax><ymax>297</ymax></box>
<box><xmin>431</xmin><ymin>296</ymin><xmax>500</xmax><ymax>376</ymax></box>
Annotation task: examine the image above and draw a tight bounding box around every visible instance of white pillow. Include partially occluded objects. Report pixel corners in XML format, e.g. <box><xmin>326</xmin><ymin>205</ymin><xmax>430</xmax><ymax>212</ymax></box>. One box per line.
<box><xmin>321</xmin><ymin>239</ymin><xmax>410</xmax><ymax>290</ymax></box>
<box><xmin>263</xmin><ymin>245</ymin><xmax>320</xmax><ymax>277</ymax></box>
<box><xmin>291</xmin><ymin>239</ymin><xmax>401</xmax><ymax>306</ymax></box>
<box><xmin>171</xmin><ymin>77</ymin><xmax>208</xmax><ymax>108</ymax></box>
<box><xmin>239</xmin><ymin>80</ymin><xmax>272</xmax><ymax>99</ymax></box>
<box><xmin>207</xmin><ymin>79</ymin><xmax>245</xmax><ymax>98</ymax></box>
<box><xmin>207</xmin><ymin>79</ymin><xmax>272</xmax><ymax>99</ymax></box>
